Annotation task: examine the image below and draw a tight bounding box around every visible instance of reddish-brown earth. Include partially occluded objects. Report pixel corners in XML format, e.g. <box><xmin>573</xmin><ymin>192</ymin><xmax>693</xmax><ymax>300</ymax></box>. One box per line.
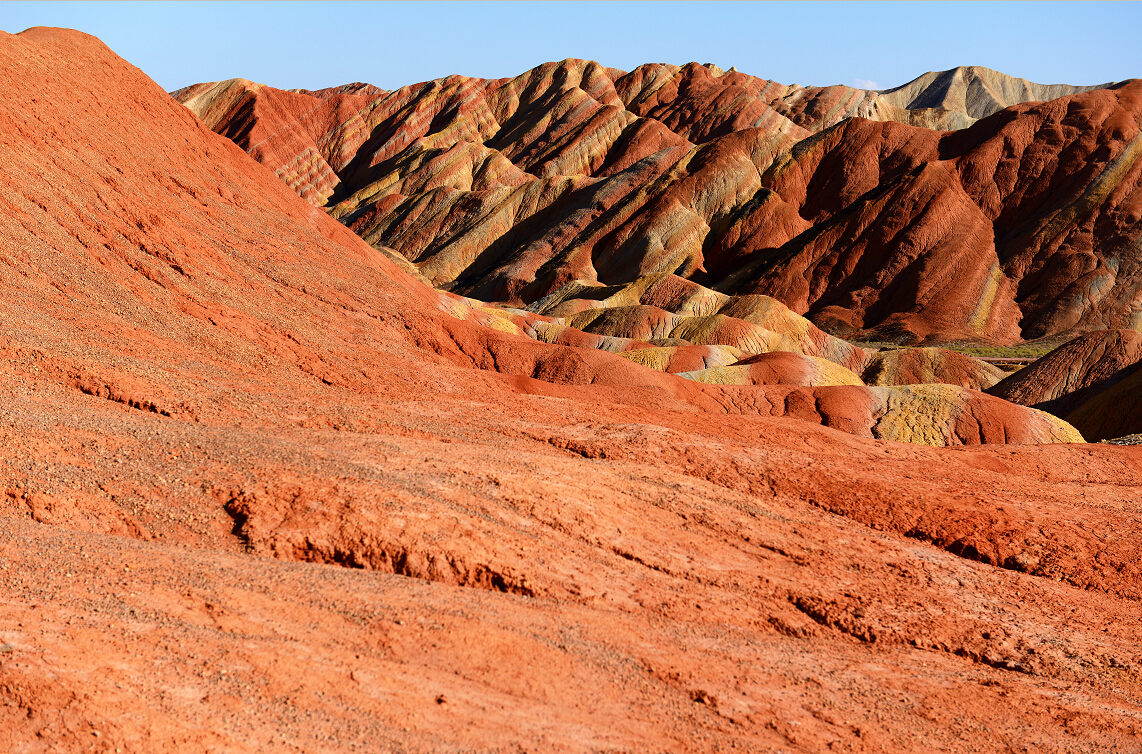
<box><xmin>862</xmin><ymin>347</ymin><xmax>1007</xmax><ymax>390</ymax></box>
<box><xmin>176</xmin><ymin>62</ymin><xmax>1141</xmax><ymax>345</ymax></box>
<box><xmin>4</xmin><ymin>27</ymin><xmax>1142</xmax><ymax>753</ymax></box>
<box><xmin>987</xmin><ymin>330</ymin><xmax>1142</xmax><ymax>440</ymax></box>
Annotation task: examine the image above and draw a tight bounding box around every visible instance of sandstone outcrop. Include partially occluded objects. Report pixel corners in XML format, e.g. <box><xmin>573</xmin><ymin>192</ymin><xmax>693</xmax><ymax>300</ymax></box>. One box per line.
<box><xmin>986</xmin><ymin>329</ymin><xmax>1142</xmax><ymax>441</ymax></box>
<box><xmin>176</xmin><ymin>63</ymin><xmax>1141</xmax><ymax>345</ymax></box>
<box><xmin>988</xmin><ymin>329</ymin><xmax>1142</xmax><ymax>413</ymax></box>
<box><xmin>862</xmin><ymin>347</ymin><xmax>1007</xmax><ymax>390</ymax></box>
<box><xmin>3</xmin><ymin>28</ymin><xmax>1137</xmax><ymax>754</ymax></box>
<box><xmin>1063</xmin><ymin>364</ymin><xmax>1142</xmax><ymax>441</ymax></box>
<box><xmin>878</xmin><ymin>65</ymin><xmax>1113</xmax><ymax>122</ymax></box>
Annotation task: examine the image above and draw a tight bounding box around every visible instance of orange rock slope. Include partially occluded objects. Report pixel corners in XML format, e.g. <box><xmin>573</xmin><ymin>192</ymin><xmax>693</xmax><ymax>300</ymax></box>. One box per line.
<box><xmin>989</xmin><ymin>329</ymin><xmax>1142</xmax><ymax>440</ymax></box>
<box><xmin>3</xmin><ymin>27</ymin><xmax>1142</xmax><ymax>753</ymax></box>
<box><xmin>175</xmin><ymin>61</ymin><xmax>1140</xmax><ymax>345</ymax></box>
<box><xmin>862</xmin><ymin>347</ymin><xmax>1006</xmax><ymax>390</ymax></box>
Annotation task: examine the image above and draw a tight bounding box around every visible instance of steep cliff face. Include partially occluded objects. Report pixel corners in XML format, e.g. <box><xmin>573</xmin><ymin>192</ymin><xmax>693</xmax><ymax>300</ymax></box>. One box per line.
<box><xmin>176</xmin><ymin>63</ymin><xmax>1140</xmax><ymax>345</ymax></box>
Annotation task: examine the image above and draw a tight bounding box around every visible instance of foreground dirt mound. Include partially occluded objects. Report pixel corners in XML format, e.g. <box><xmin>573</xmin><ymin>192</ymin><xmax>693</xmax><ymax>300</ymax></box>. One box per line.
<box><xmin>862</xmin><ymin>347</ymin><xmax>1007</xmax><ymax>389</ymax></box>
<box><xmin>740</xmin><ymin>383</ymin><xmax>1084</xmax><ymax>446</ymax></box>
<box><xmin>2</xmin><ymin>27</ymin><xmax>1139</xmax><ymax>754</ymax></box>
<box><xmin>177</xmin><ymin>62</ymin><xmax>1141</xmax><ymax>345</ymax></box>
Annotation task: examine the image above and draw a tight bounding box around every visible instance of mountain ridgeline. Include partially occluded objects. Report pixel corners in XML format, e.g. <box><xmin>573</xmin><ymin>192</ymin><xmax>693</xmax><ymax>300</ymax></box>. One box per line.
<box><xmin>174</xmin><ymin>62</ymin><xmax>1139</xmax><ymax>346</ymax></box>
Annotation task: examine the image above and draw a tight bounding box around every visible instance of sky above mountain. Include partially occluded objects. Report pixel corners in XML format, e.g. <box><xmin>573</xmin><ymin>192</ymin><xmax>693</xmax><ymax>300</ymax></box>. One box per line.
<box><xmin>1</xmin><ymin>1</ymin><xmax>1137</xmax><ymax>94</ymax></box>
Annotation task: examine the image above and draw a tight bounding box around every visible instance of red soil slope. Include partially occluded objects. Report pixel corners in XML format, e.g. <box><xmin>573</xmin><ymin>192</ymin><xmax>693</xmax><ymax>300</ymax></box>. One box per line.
<box><xmin>989</xmin><ymin>329</ymin><xmax>1142</xmax><ymax>412</ymax></box>
<box><xmin>987</xmin><ymin>329</ymin><xmax>1142</xmax><ymax>440</ymax></box>
<box><xmin>3</xmin><ymin>27</ymin><xmax>1142</xmax><ymax>753</ymax></box>
<box><xmin>177</xmin><ymin>63</ymin><xmax>1142</xmax><ymax>345</ymax></box>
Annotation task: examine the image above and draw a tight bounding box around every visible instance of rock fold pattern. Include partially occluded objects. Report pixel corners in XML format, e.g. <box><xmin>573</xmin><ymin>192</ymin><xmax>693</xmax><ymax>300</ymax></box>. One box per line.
<box><xmin>176</xmin><ymin>63</ymin><xmax>1140</xmax><ymax>344</ymax></box>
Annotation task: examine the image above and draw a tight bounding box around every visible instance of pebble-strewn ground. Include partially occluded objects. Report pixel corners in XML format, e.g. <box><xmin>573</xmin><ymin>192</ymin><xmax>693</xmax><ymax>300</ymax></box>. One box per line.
<box><xmin>3</xmin><ymin>27</ymin><xmax>1142</xmax><ymax>754</ymax></box>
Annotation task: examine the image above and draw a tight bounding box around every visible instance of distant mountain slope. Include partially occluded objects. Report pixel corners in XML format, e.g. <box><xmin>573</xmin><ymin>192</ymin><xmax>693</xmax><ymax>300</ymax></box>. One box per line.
<box><xmin>174</xmin><ymin>62</ymin><xmax>1140</xmax><ymax>345</ymax></box>
<box><xmin>878</xmin><ymin>65</ymin><xmax>1113</xmax><ymax>121</ymax></box>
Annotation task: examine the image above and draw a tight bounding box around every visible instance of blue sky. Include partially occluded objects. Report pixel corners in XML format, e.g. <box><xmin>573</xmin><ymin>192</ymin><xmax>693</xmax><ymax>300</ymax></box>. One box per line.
<box><xmin>1</xmin><ymin>1</ymin><xmax>1137</xmax><ymax>93</ymax></box>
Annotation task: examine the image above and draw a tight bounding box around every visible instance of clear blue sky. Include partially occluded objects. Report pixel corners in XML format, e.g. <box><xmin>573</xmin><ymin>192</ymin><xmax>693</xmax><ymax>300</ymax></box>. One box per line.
<box><xmin>1</xmin><ymin>1</ymin><xmax>1138</xmax><ymax>93</ymax></box>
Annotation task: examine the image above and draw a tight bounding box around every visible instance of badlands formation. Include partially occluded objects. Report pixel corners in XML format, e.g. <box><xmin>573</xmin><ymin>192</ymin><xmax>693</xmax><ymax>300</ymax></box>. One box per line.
<box><xmin>177</xmin><ymin>61</ymin><xmax>1140</xmax><ymax>346</ymax></box>
<box><xmin>2</xmin><ymin>26</ymin><xmax>1142</xmax><ymax>754</ymax></box>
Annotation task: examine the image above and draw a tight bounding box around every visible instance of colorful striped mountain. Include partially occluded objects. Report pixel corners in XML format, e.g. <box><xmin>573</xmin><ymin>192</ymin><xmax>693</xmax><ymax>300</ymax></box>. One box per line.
<box><xmin>175</xmin><ymin>62</ymin><xmax>1139</xmax><ymax>345</ymax></box>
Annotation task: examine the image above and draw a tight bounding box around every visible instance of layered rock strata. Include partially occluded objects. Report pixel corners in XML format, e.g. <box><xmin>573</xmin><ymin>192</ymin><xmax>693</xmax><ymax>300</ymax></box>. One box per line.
<box><xmin>176</xmin><ymin>63</ymin><xmax>1139</xmax><ymax>344</ymax></box>
<box><xmin>988</xmin><ymin>329</ymin><xmax>1142</xmax><ymax>440</ymax></box>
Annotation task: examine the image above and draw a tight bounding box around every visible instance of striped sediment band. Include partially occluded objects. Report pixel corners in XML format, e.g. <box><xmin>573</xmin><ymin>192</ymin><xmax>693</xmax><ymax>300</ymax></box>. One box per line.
<box><xmin>676</xmin><ymin>356</ymin><xmax>864</xmax><ymax>387</ymax></box>
<box><xmin>868</xmin><ymin>384</ymin><xmax>1085</xmax><ymax>446</ymax></box>
<box><xmin>967</xmin><ymin>262</ymin><xmax>1005</xmax><ymax>336</ymax></box>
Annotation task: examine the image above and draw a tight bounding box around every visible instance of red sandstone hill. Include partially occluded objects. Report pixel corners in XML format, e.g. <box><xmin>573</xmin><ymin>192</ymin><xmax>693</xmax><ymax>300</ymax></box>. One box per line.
<box><xmin>989</xmin><ymin>329</ymin><xmax>1142</xmax><ymax>411</ymax></box>
<box><xmin>988</xmin><ymin>329</ymin><xmax>1142</xmax><ymax>440</ymax></box>
<box><xmin>1063</xmin><ymin>362</ymin><xmax>1142</xmax><ymax>441</ymax></box>
<box><xmin>175</xmin><ymin>62</ymin><xmax>1140</xmax><ymax>345</ymax></box>
<box><xmin>4</xmin><ymin>27</ymin><xmax>1142</xmax><ymax>753</ymax></box>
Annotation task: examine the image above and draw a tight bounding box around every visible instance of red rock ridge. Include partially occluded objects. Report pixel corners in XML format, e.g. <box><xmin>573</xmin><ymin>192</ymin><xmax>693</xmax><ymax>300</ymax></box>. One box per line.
<box><xmin>176</xmin><ymin>63</ymin><xmax>1142</xmax><ymax>345</ymax></box>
